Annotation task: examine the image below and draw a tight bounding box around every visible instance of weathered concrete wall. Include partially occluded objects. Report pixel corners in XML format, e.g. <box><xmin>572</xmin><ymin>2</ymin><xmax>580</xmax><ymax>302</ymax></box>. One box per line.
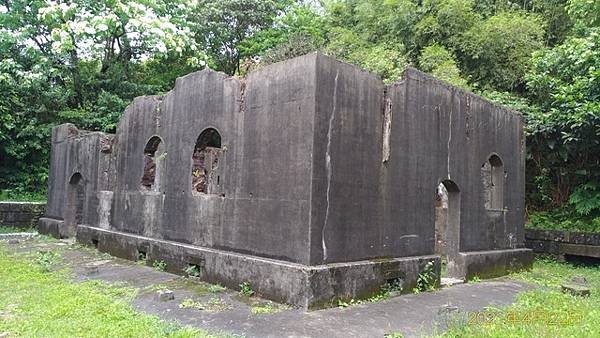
<box><xmin>0</xmin><ymin>202</ymin><xmax>46</xmax><ymax>229</ymax></box>
<box><xmin>106</xmin><ymin>55</ymin><xmax>316</xmax><ymax>264</ymax></box>
<box><xmin>310</xmin><ymin>55</ymin><xmax>386</xmax><ymax>264</ymax></box>
<box><xmin>40</xmin><ymin>123</ymin><xmax>115</xmax><ymax>237</ymax></box>
<box><xmin>389</xmin><ymin>69</ymin><xmax>526</xmax><ymax>254</ymax></box>
<box><xmin>41</xmin><ymin>53</ymin><xmax>530</xmax><ymax>306</ymax></box>
<box><xmin>309</xmin><ymin>59</ymin><xmax>525</xmax><ymax>265</ymax></box>
<box><xmin>42</xmin><ymin>53</ymin><xmax>527</xmax><ymax>264</ymax></box>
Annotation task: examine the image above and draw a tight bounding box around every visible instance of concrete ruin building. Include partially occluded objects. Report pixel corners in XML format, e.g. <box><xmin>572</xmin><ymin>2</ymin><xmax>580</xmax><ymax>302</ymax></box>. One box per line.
<box><xmin>39</xmin><ymin>53</ymin><xmax>533</xmax><ymax>308</ymax></box>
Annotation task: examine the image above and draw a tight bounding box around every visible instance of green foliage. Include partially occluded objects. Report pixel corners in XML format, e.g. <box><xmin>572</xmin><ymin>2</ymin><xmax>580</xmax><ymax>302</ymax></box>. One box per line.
<box><xmin>414</xmin><ymin>0</ymin><xmax>480</xmax><ymax>53</ymax></box>
<box><xmin>337</xmin><ymin>277</ymin><xmax>404</xmax><ymax>308</ymax></box>
<box><xmin>460</xmin><ymin>11</ymin><xmax>545</xmax><ymax>91</ymax></box>
<box><xmin>207</xmin><ymin>284</ymin><xmax>227</xmax><ymax>293</ymax></box>
<box><xmin>250</xmin><ymin>300</ymin><xmax>289</xmax><ymax>314</ymax></box>
<box><xmin>419</xmin><ymin>44</ymin><xmax>469</xmax><ymax>88</ymax></box>
<box><xmin>35</xmin><ymin>250</ymin><xmax>60</xmax><ymax>272</ymax></box>
<box><xmin>326</xmin><ymin>26</ymin><xmax>407</xmax><ymax>82</ymax></box>
<box><xmin>239</xmin><ymin>281</ymin><xmax>255</xmax><ymax>297</ymax></box>
<box><xmin>326</xmin><ymin>0</ymin><xmax>418</xmax><ymax>48</ymax></box>
<box><xmin>0</xmin><ymin>56</ymin><xmax>58</xmax><ymax>194</ymax></box>
<box><xmin>0</xmin><ymin>226</ymin><xmax>32</xmax><ymax>234</ymax></box>
<box><xmin>525</xmin><ymin>26</ymin><xmax>600</xmax><ymax>208</ymax></box>
<box><xmin>178</xmin><ymin>297</ymin><xmax>232</xmax><ymax>312</ymax></box>
<box><xmin>569</xmin><ymin>183</ymin><xmax>600</xmax><ymax>216</ymax></box>
<box><xmin>468</xmin><ymin>276</ymin><xmax>481</xmax><ymax>283</ymax></box>
<box><xmin>413</xmin><ymin>260</ymin><xmax>437</xmax><ymax>293</ymax></box>
<box><xmin>191</xmin><ymin>0</ymin><xmax>290</xmax><ymax>75</ymax></box>
<box><xmin>527</xmin><ymin>209</ymin><xmax>600</xmax><ymax>233</ymax></box>
<box><xmin>322</xmin><ymin>0</ymin><xmax>417</xmax><ymax>82</ymax></box>
<box><xmin>247</xmin><ymin>3</ymin><xmax>326</xmax><ymax>66</ymax></box>
<box><xmin>336</xmin><ymin>298</ymin><xmax>359</xmax><ymax>308</ymax></box>
<box><xmin>184</xmin><ymin>264</ymin><xmax>202</xmax><ymax>277</ymax></box>
<box><xmin>152</xmin><ymin>260</ymin><xmax>167</xmax><ymax>272</ymax></box>
<box><xmin>479</xmin><ymin>89</ymin><xmax>540</xmax><ymax>117</ymax></box>
<box><xmin>384</xmin><ymin>334</ymin><xmax>403</xmax><ymax>338</ymax></box>
<box><xmin>567</xmin><ymin>0</ymin><xmax>600</xmax><ymax>27</ymax></box>
<box><xmin>260</xmin><ymin>32</ymin><xmax>322</xmax><ymax>66</ymax></box>
<box><xmin>0</xmin><ymin>189</ymin><xmax>46</xmax><ymax>202</ymax></box>
<box><xmin>0</xmin><ymin>0</ymin><xmax>204</xmax><ymax>196</ymax></box>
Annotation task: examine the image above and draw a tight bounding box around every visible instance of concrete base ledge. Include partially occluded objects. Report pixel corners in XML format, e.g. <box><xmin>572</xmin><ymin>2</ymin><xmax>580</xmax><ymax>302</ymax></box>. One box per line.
<box><xmin>459</xmin><ymin>248</ymin><xmax>533</xmax><ymax>279</ymax></box>
<box><xmin>38</xmin><ymin>217</ymin><xmax>67</xmax><ymax>238</ymax></box>
<box><xmin>76</xmin><ymin>225</ymin><xmax>440</xmax><ymax>309</ymax></box>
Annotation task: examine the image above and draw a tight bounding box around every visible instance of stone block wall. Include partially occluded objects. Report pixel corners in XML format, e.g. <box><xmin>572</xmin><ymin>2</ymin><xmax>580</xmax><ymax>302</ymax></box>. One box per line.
<box><xmin>525</xmin><ymin>229</ymin><xmax>600</xmax><ymax>259</ymax></box>
<box><xmin>0</xmin><ymin>202</ymin><xmax>46</xmax><ymax>229</ymax></box>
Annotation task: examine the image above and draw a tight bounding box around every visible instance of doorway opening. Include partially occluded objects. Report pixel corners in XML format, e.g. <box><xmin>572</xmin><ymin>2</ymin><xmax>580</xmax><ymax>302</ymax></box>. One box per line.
<box><xmin>434</xmin><ymin>179</ymin><xmax>461</xmax><ymax>278</ymax></box>
<box><xmin>65</xmin><ymin>173</ymin><xmax>85</xmax><ymax>237</ymax></box>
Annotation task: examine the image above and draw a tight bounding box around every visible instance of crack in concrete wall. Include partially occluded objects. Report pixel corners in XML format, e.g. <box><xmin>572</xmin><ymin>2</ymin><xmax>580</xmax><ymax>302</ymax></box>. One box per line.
<box><xmin>382</xmin><ymin>90</ymin><xmax>392</xmax><ymax>163</ymax></box>
<box><xmin>447</xmin><ymin>107</ymin><xmax>452</xmax><ymax>179</ymax></box>
<box><xmin>322</xmin><ymin>70</ymin><xmax>339</xmax><ymax>261</ymax></box>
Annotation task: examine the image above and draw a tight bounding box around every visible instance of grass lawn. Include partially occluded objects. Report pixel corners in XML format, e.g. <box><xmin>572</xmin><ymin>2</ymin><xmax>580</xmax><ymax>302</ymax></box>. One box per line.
<box><xmin>2</xmin><ymin>234</ymin><xmax>598</xmax><ymax>338</ymax></box>
<box><xmin>0</xmin><ymin>226</ymin><xmax>36</xmax><ymax>234</ymax></box>
<box><xmin>438</xmin><ymin>257</ymin><xmax>600</xmax><ymax>337</ymax></box>
<box><xmin>0</xmin><ymin>243</ymin><xmax>215</xmax><ymax>338</ymax></box>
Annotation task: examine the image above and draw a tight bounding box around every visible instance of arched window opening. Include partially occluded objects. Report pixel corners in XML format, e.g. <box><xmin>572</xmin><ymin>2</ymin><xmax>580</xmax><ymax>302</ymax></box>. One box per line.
<box><xmin>141</xmin><ymin>136</ymin><xmax>165</xmax><ymax>191</ymax></box>
<box><xmin>434</xmin><ymin>179</ymin><xmax>461</xmax><ymax>278</ymax></box>
<box><xmin>192</xmin><ymin>128</ymin><xmax>222</xmax><ymax>195</ymax></box>
<box><xmin>481</xmin><ymin>155</ymin><xmax>504</xmax><ymax>210</ymax></box>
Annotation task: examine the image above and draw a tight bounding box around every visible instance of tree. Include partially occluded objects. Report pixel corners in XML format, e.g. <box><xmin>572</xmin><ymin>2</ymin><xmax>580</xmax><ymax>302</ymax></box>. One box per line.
<box><xmin>0</xmin><ymin>56</ymin><xmax>61</xmax><ymax>194</ymax></box>
<box><xmin>0</xmin><ymin>0</ymin><xmax>202</xmax><ymax>195</ymax></box>
<box><xmin>567</xmin><ymin>0</ymin><xmax>600</xmax><ymax>28</ymax></box>
<box><xmin>460</xmin><ymin>11</ymin><xmax>545</xmax><ymax>91</ymax></box>
<box><xmin>526</xmin><ymin>26</ymin><xmax>600</xmax><ymax>208</ymax></box>
<box><xmin>321</xmin><ymin>0</ymin><xmax>416</xmax><ymax>82</ymax></box>
<box><xmin>243</xmin><ymin>3</ymin><xmax>326</xmax><ymax>66</ymax></box>
<box><xmin>191</xmin><ymin>0</ymin><xmax>290</xmax><ymax>75</ymax></box>
<box><xmin>414</xmin><ymin>0</ymin><xmax>480</xmax><ymax>55</ymax></box>
<box><xmin>418</xmin><ymin>44</ymin><xmax>469</xmax><ymax>88</ymax></box>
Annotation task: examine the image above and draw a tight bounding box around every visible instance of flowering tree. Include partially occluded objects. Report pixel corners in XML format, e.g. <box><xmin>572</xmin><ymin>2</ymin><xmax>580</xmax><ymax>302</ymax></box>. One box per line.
<box><xmin>0</xmin><ymin>0</ymin><xmax>204</xmax><ymax>194</ymax></box>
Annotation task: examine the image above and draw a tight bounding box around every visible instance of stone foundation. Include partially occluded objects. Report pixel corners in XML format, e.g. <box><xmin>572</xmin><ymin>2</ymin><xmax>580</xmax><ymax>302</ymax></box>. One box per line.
<box><xmin>0</xmin><ymin>202</ymin><xmax>46</xmax><ymax>229</ymax></box>
<box><xmin>76</xmin><ymin>225</ymin><xmax>440</xmax><ymax>309</ymax></box>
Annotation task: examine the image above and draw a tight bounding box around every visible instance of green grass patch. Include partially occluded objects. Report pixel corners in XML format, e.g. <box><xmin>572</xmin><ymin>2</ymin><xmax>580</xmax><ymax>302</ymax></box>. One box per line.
<box><xmin>437</xmin><ymin>257</ymin><xmax>600</xmax><ymax>337</ymax></box>
<box><xmin>0</xmin><ymin>226</ymin><xmax>36</xmax><ymax>234</ymax></box>
<box><xmin>146</xmin><ymin>278</ymin><xmax>227</xmax><ymax>297</ymax></box>
<box><xmin>250</xmin><ymin>301</ymin><xmax>290</xmax><ymax>315</ymax></box>
<box><xmin>178</xmin><ymin>297</ymin><xmax>232</xmax><ymax>312</ymax></box>
<box><xmin>0</xmin><ymin>244</ymin><xmax>214</xmax><ymax>337</ymax></box>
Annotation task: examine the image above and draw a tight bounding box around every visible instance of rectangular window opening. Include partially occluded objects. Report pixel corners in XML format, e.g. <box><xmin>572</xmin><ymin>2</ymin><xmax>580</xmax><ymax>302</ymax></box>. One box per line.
<box><xmin>137</xmin><ymin>250</ymin><xmax>147</xmax><ymax>262</ymax></box>
<box><xmin>185</xmin><ymin>263</ymin><xmax>202</xmax><ymax>277</ymax></box>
